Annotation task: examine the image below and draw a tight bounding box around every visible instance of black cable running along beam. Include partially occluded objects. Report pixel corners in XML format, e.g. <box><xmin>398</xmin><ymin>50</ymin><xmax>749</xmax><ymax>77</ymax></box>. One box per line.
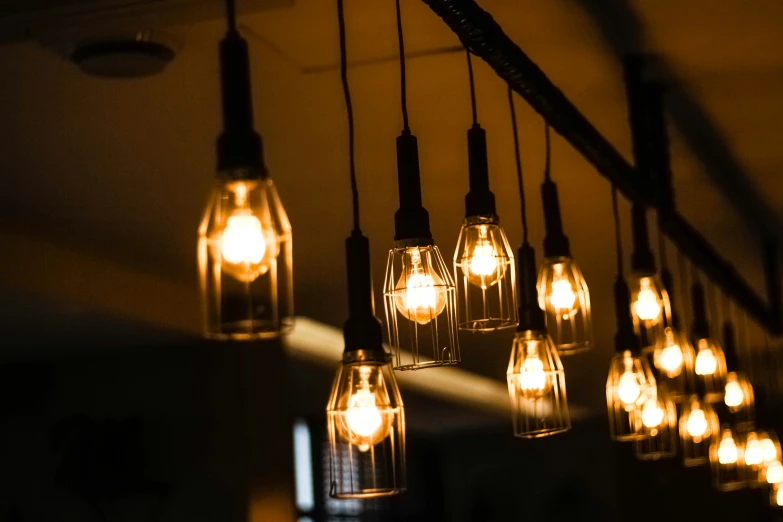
<box><xmin>420</xmin><ymin>0</ymin><xmax>782</xmax><ymax>334</ymax></box>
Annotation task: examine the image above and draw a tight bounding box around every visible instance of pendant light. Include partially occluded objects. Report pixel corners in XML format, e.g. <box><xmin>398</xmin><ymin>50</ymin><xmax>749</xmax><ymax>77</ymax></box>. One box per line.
<box><xmin>721</xmin><ymin>300</ymin><xmax>754</xmax><ymax>427</ymax></box>
<box><xmin>326</xmin><ymin>0</ymin><xmax>405</xmax><ymax>498</ymax></box>
<box><xmin>690</xmin><ymin>275</ymin><xmax>727</xmax><ymax>403</ymax></box>
<box><xmin>505</xmin><ymin>88</ymin><xmax>570</xmax><ymax>439</ymax></box>
<box><xmin>606</xmin><ymin>187</ymin><xmax>656</xmax><ymax>442</ymax></box>
<box><xmin>650</xmin><ymin>248</ymin><xmax>695</xmax><ymax>403</ymax></box>
<box><xmin>680</xmin><ymin>394</ymin><xmax>720</xmax><ymax>466</ymax></box>
<box><xmin>628</xmin><ymin>203</ymin><xmax>669</xmax><ymax>349</ymax></box>
<box><xmin>198</xmin><ymin>0</ymin><xmax>293</xmax><ymax>340</ymax></box>
<box><xmin>383</xmin><ymin>0</ymin><xmax>459</xmax><ymax>370</ymax></box>
<box><xmin>453</xmin><ymin>50</ymin><xmax>517</xmax><ymax>332</ymax></box>
<box><xmin>633</xmin><ymin>384</ymin><xmax>678</xmax><ymax>461</ymax></box>
<box><xmin>536</xmin><ymin>124</ymin><xmax>592</xmax><ymax>355</ymax></box>
<box><xmin>710</xmin><ymin>425</ymin><xmax>747</xmax><ymax>491</ymax></box>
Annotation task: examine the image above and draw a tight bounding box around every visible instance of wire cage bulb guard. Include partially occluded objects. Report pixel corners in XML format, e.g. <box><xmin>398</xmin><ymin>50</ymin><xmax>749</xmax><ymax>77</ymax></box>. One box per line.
<box><xmin>724</xmin><ymin>371</ymin><xmax>754</xmax><ymax>420</ymax></box>
<box><xmin>634</xmin><ymin>385</ymin><xmax>678</xmax><ymax>461</ymax></box>
<box><xmin>690</xmin><ymin>281</ymin><xmax>727</xmax><ymax>402</ymax></box>
<box><xmin>454</xmin><ymin>119</ymin><xmax>518</xmax><ymax>332</ymax></box>
<box><xmin>506</xmin><ymin>329</ymin><xmax>570</xmax><ymax>438</ymax></box>
<box><xmin>199</xmin><ymin>176</ymin><xmax>293</xmax><ymax>339</ymax></box>
<box><xmin>629</xmin><ymin>272</ymin><xmax>669</xmax><ymax>350</ymax></box>
<box><xmin>327</xmin><ymin>353</ymin><xmax>406</xmax><ymax>499</ymax></box>
<box><xmin>710</xmin><ymin>425</ymin><xmax>747</xmax><ymax>492</ymax></box>
<box><xmin>606</xmin><ymin>349</ymin><xmax>656</xmax><ymax>441</ymax></box>
<box><xmin>652</xmin><ymin>326</ymin><xmax>695</xmax><ymax>403</ymax></box>
<box><xmin>746</xmin><ymin>431</ymin><xmax>782</xmax><ymax>487</ymax></box>
<box><xmin>537</xmin><ymin>256</ymin><xmax>592</xmax><ymax>355</ymax></box>
<box><xmin>680</xmin><ymin>395</ymin><xmax>720</xmax><ymax>467</ymax></box>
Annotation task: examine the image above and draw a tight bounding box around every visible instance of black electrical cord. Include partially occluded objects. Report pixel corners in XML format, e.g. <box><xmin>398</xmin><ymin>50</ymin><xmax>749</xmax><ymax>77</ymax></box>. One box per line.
<box><xmin>226</xmin><ymin>0</ymin><xmax>237</xmax><ymax>32</ymax></box>
<box><xmin>657</xmin><ymin>228</ymin><xmax>668</xmax><ymax>270</ymax></box>
<box><xmin>466</xmin><ymin>49</ymin><xmax>477</xmax><ymax>125</ymax></box>
<box><xmin>395</xmin><ymin>0</ymin><xmax>410</xmax><ymax>132</ymax></box>
<box><xmin>611</xmin><ymin>185</ymin><xmax>624</xmax><ymax>277</ymax></box>
<box><xmin>544</xmin><ymin>123</ymin><xmax>551</xmax><ymax>182</ymax></box>
<box><xmin>337</xmin><ymin>0</ymin><xmax>360</xmax><ymax>232</ymax></box>
<box><xmin>508</xmin><ymin>86</ymin><xmax>528</xmax><ymax>244</ymax></box>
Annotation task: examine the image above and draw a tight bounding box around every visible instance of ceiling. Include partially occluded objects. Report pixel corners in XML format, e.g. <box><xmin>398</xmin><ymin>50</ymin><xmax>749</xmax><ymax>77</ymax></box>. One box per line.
<box><xmin>0</xmin><ymin>0</ymin><xmax>781</xmax><ymax>414</ymax></box>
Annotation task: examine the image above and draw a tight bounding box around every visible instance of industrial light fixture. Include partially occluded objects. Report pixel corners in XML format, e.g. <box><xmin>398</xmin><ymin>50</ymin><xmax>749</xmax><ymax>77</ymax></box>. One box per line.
<box><xmin>506</xmin><ymin>88</ymin><xmax>570</xmax><ymax>438</ymax></box>
<box><xmin>650</xmin><ymin>244</ymin><xmax>695</xmax><ymax>403</ymax></box>
<box><xmin>536</xmin><ymin>124</ymin><xmax>592</xmax><ymax>354</ymax></box>
<box><xmin>453</xmin><ymin>50</ymin><xmax>517</xmax><ymax>332</ymax></box>
<box><xmin>690</xmin><ymin>278</ymin><xmax>727</xmax><ymax>403</ymax></box>
<box><xmin>628</xmin><ymin>203</ymin><xmax>669</xmax><ymax>350</ymax></box>
<box><xmin>680</xmin><ymin>394</ymin><xmax>719</xmax><ymax>467</ymax></box>
<box><xmin>606</xmin><ymin>187</ymin><xmax>656</xmax><ymax>442</ymax></box>
<box><xmin>326</xmin><ymin>0</ymin><xmax>405</xmax><ymax>498</ymax></box>
<box><xmin>721</xmin><ymin>306</ymin><xmax>754</xmax><ymax>427</ymax></box>
<box><xmin>198</xmin><ymin>0</ymin><xmax>293</xmax><ymax>340</ymax></box>
<box><xmin>710</xmin><ymin>425</ymin><xmax>747</xmax><ymax>492</ymax></box>
<box><xmin>634</xmin><ymin>385</ymin><xmax>677</xmax><ymax>460</ymax></box>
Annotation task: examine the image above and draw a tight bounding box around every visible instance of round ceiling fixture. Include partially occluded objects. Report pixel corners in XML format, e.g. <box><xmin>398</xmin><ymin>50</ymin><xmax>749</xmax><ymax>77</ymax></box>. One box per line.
<box><xmin>69</xmin><ymin>33</ymin><xmax>176</xmax><ymax>78</ymax></box>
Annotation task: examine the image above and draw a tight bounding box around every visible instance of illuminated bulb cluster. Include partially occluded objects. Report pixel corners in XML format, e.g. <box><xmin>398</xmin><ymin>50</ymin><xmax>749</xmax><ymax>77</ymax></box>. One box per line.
<box><xmin>394</xmin><ymin>248</ymin><xmax>448</xmax><ymax>325</ymax></box>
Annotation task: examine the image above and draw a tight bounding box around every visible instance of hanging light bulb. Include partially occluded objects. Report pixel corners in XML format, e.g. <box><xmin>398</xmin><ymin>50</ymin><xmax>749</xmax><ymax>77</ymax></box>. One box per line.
<box><xmin>689</xmin><ymin>282</ymin><xmax>727</xmax><ymax>403</ymax></box>
<box><xmin>393</xmin><ymin>247</ymin><xmax>448</xmax><ymax>325</ymax></box>
<box><xmin>536</xmin><ymin>125</ymin><xmax>592</xmax><ymax>354</ymax></box>
<box><xmin>724</xmin><ymin>371</ymin><xmax>753</xmax><ymax>412</ymax></box>
<box><xmin>453</xmin><ymin>52</ymin><xmax>517</xmax><ymax>332</ymax></box>
<box><xmin>634</xmin><ymin>386</ymin><xmax>678</xmax><ymax>461</ymax></box>
<box><xmin>771</xmin><ymin>484</ymin><xmax>783</xmax><ymax>508</ymax></box>
<box><xmin>680</xmin><ymin>395</ymin><xmax>719</xmax><ymax>466</ymax></box>
<box><xmin>632</xmin><ymin>276</ymin><xmax>663</xmax><ymax>323</ymax></box>
<box><xmin>641</xmin><ymin>397</ymin><xmax>665</xmax><ymax>429</ymax></box>
<box><xmin>760</xmin><ymin>431</ymin><xmax>781</xmax><ymax>465</ymax></box>
<box><xmin>766</xmin><ymin>461</ymin><xmax>783</xmax><ymax>485</ymax></box>
<box><xmin>710</xmin><ymin>426</ymin><xmax>747</xmax><ymax>491</ymax></box>
<box><xmin>720</xmin><ymin>319</ymin><xmax>755</xmax><ymax>427</ymax></box>
<box><xmin>656</xmin><ymin>328</ymin><xmax>684</xmax><ymax>377</ymax></box>
<box><xmin>327</xmin><ymin>2</ymin><xmax>405</xmax><ymax>498</ymax></box>
<box><xmin>506</xmin><ymin>91</ymin><xmax>569</xmax><ymax>439</ymax></box>
<box><xmin>198</xmin><ymin>0</ymin><xmax>293</xmax><ymax>340</ymax></box>
<box><xmin>745</xmin><ymin>432</ymin><xmax>764</xmax><ymax>467</ymax></box>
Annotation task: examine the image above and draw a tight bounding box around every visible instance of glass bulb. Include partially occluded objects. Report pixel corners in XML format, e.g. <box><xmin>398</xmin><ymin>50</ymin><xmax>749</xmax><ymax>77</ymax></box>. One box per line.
<box><xmin>717</xmin><ymin>432</ymin><xmax>739</xmax><ymax>465</ymax></box>
<box><xmin>617</xmin><ymin>357</ymin><xmax>643</xmax><ymax>407</ymax></box>
<box><xmin>463</xmin><ymin>225</ymin><xmax>506</xmax><ymax>289</ymax></box>
<box><xmin>514</xmin><ymin>340</ymin><xmax>553</xmax><ymax>400</ymax></box>
<box><xmin>777</xmin><ymin>486</ymin><xmax>783</xmax><ymax>507</ymax></box>
<box><xmin>658</xmin><ymin>328</ymin><xmax>684</xmax><ymax>377</ymax></box>
<box><xmin>336</xmin><ymin>366</ymin><xmax>392</xmax><ymax>452</ymax></box>
<box><xmin>214</xmin><ymin>181</ymin><xmax>277</xmax><ymax>283</ymax></box>
<box><xmin>724</xmin><ymin>380</ymin><xmax>745</xmax><ymax>409</ymax></box>
<box><xmin>394</xmin><ymin>248</ymin><xmax>448</xmax><ymax>325</ymax></box>
<box><xmin>641</xmin><ymin>398</ymin><xmax>664</xmax><ymax>429</ymax></box>
<box><xmin>761</xmin><ymin>435</ymin><xmax>779</xmax><ymax>464</ymax></box>
<box><xmin>767</xmin><ymin>461</ymin><xmax>783</xmax><ymax>485</ymax></box>
<box><xmin>746</xmin><ymin>435</ymin><xmax>763</xmax><ymax>466</ymax></box>
<box><xmin>687</xmin><ymin>407</ymin><xmax>709</xmax><ymax>440</ymax></box>
<box><xmin>550</xmin><ymin>263</ymin><xmax>577</xmax><ymax>312</ymax></box>
<box><xmin>633</xmin><ymin>277</ymin><xmax>662</xmax><ymax>323</ymax></box>
<box><xmin>695</xmin><ymin>339</ymin><xmax>719</xmax><ymax>376</ymax></box>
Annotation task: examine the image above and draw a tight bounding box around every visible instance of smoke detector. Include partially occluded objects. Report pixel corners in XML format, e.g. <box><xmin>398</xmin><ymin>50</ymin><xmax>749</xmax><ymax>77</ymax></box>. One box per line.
<box><xmin>67</xmin><ymin>32</ymin><xmax>178</xmax><ymax>78</ymax></box>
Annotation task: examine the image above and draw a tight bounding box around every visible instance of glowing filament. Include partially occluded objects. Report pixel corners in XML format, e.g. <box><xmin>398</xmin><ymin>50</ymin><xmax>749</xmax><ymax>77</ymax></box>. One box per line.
<box><xmin>718</xmin><ymin>434</ymin><xmax>739</xmax><ymax>465</ymax></box>
<box><xmin>695</xmin><ymin>340</ymin><xmax>718</xmax><ymax>376</ymax></box>
<box><xmin>746</xmin><ymin>436</ymin><xmax>763</xmax><ymax>466</ymax></box>
<box><xmin>395</xmin><ymin>249</ymin><xmax>447</xmax><ymax>325</ymax></box>
<box><xmin>617</xmin><ymin>354</ymin><xmax>642</xmax><ymax>407</ymax></box>
<box><xmin>516</xmin><ymin>342</ymin><xmax>552</xmax><ymax>400</ymax></box>
<box><xmin>761</xmin><ymin>436</ymin><xmax>779</xmax><ymax>464</ymax></box>
<box><xmin>687</xmin><ymin>408</ymin><xmax>709</xmax><ymax>440</ymax></box>
<box><xmin>340</xmin><ymin>367</ymin><xmax>390</xmax><ymax>452</ymax></box>
<box><xmin>463</xmin><ymin>225</ymin><xmax>505</xmax><ymax>288</ymax></box>
<box><xmin>550</xmin><ymin>263</ymin><xmax>577</xmax><ymax>312</ymax></box>
<box><xmin>641</xmin><ymin>398</ymin><xmax>664</xmax><ymax>429</ymax></box>
<box><xmin>767</xmin><ymin>461</ymin><xmax>783</xmax><ymax>485</ymax></box>
<box><xmin>633</xmin><ymin>277</ymin><xmax>661</xmax><ymax>323</ymax></box>
<box><xmin>724</xmin><ymin>380</ymin><xmax>745</xmax><ymax>409</ymax></box>
<box><xmin>658</xmin><ymin>328</ymin><xmax>684</xmax><ymax>377</ymax></box>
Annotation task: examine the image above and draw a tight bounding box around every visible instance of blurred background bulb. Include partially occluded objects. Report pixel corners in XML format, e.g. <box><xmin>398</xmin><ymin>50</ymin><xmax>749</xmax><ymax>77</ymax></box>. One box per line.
<box><xmin>745</xmin><ymin>434</ymin><xmax>763</xmax><ymax>466</ymax></box>
<box><xmin>695</xmin><ymin>339</ymin><xmax>718</xmax><ymax>376</ymax></box>
<box><xmin>464</xmin><ymin>225</ymin><xmax>506</xmax><ymax>288</ymax></box>
<box><xmin>724</xmin><ymin>379</ymin><xmax>745</xmax><ymax>409</ymax></box>
<box><xmin>394</xmin><ymin>249</ymin><xmax>448</xmax><ymax>325</ymax></box>
<box><xmin>641</xmin><ymin>398</ymin><xmax>664</xmax><ymax>429</ymax></box>
<box><xmin>657</xmin><ymin>328</ymin><xmax>684</xmax><ymax>377</ymax></box>
<box><xmin>216</xmin><ymin>181</ymin><xmax>275</xmax><ymax>282</ymax></box>
<box><xmin>337</xmin><ymin>366</ymin><xmax>391</xmax><ymax>452</ymax></box>
<box><xmin>617</xmin><ymin>356</ymin><xmax>643</xmax><ymax>407</ymax></box>
<box><xmin>761</xmin><ymin>435</ymin><xmax>779</xmax><ymax>463</ymax></box>
<box><xmin>767</xmin><ymin>461</ymin><xmax>783</xmax><ymax>485</ymax></box>
<box><xmin>776</xmin><ymin>486</ymin><xmax>783</xmax><ymax>507</ymax></box>
<box><xmin>515</xmin><ymin>340</ymin><xmax>553</xmax><ymax>400</ymax></box>
<box><xmin>687</xmin><ymin>407</ymin><xmax>709</xmax><ymax>440</ymax></box>
<box><xmin>633</xmin><ymin>277</ymin><xmax>662</xmax><ymax>323</ymax></box>
<box><xmin>549</xmin><ymin>263</ymin><xmax>577</xmax><ymax>311</ymax></box>
<box><xmin>717</xmin><ymin>432</ymin><xmax>739</xmax><ymax>465</ymax></box>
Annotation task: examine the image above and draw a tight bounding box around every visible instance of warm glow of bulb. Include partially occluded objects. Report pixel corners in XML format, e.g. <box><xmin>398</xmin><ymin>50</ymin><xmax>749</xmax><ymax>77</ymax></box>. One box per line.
<box><xmin>641</xmin><ymin>399</ymin><xmax>664</xmax><ymax>429</ymax></box>
<box><xmin>746</xmin><ymin>437</ymin><xmax>763</xmax><ymax>466</ymax></box>
<box><xmin>777</xmin><ymin>486</ymin><xmax>783</xmax><ymax>507</ymax></box>
<box><xmin>550</xmin><ymin>278</ymin><xmax>577</xmax><ymax>311</ymax></box>
<box><xmin>618</xmin><ymin>370</ymin><xmax>642</xmax><ymax>406</ymax></box>
<box><xmin>695</xmin><ymin>342</ymin><xmax>718</xmax><ymax>376</ymax></box>
<box><xmin>633</xmin><ymin>277</ymin><xmax>661</xmax><ymax>322</ymax></box>
<box><xmin>515</xmin><ymin>344</ymin><xmax>553</xmax><ymax>400</ymax></box>
<box><xmin>659</xmin><ymin>343</ymin><xmax>684</xmax><ymax>376</ymax></box>
<box><xmin>463</xmin><ymin>225</ymin><xmax>506</xmax><ymax>288</ymax></box>
<box><xmin>724</xmin><ymin>381</ymin><xmax>745</xmax><ymax>409</ymax></box>
<box><xmin>762</xmin><ymin>437</ymin><xmax>779</xmax><ymax>463</ymax></box>
<box><xmin>718</xmin><ymin>435</ymin><xmax>739</xmax><ymax>465</ymax></box>
<box><xmin>687</xmin><ymin>408</ymin><xmax>708</xmax><ymax>439</ymax></box>
<box><xmin>394</xmin><ymin>250</ymin><xmax>448</xmax><ymax>325</ymax></box>
<box><xmin>221</xmin><ymin>213</ymin><xmax>266</xmax><ymax>265</ymax></box>
<box><xmin>337</xmin><ymin>367</ymin><xmax>392</xmax><ymax>452</ymax></box>
<box><xmin>767</xmin><ymin>461</ymin><xmax>783</xmax><ymax>485</ymax></box>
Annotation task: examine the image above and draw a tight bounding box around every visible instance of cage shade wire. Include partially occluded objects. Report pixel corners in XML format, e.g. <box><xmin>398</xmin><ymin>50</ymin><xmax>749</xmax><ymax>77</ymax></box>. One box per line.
<box><xmin>611</xmin><ymin>185</ymin><xmax>624</xmax><ymax>277</ymax></box>
<box><xmin>395</xmin><ymin>0</ymin><xmax>410</xmax><ymax>132</ymax></box>
<box><xmin>508</xmin><ymin>86</ymin><xmax>528</xmax><ymax>244</ymax></box>
<box><xmin>544</xmin><ymin>123</ymin><xmax>551</xmax><ymax>181</ymax></box>
<box><xmin>337</xmin><ymin>0</ymin><xmax>360</xmax><ymax>232</ymax></box>
<box><xmin>225</xmin><ymin>0</ymin><xmax>237</xmax><ymax>31</ymax></box>
<box><xmin>466</xmin><ymin>49</ymin><xmax>478</xmax><ymax>125</ymax></box>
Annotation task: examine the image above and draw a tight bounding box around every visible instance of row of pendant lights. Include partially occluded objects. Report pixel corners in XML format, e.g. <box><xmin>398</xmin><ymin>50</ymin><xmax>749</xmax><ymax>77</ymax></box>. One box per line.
<box><xmin>195</xmin><ymin>0</ymin><xmax>781</xmax><ymax>505</ymax></box>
